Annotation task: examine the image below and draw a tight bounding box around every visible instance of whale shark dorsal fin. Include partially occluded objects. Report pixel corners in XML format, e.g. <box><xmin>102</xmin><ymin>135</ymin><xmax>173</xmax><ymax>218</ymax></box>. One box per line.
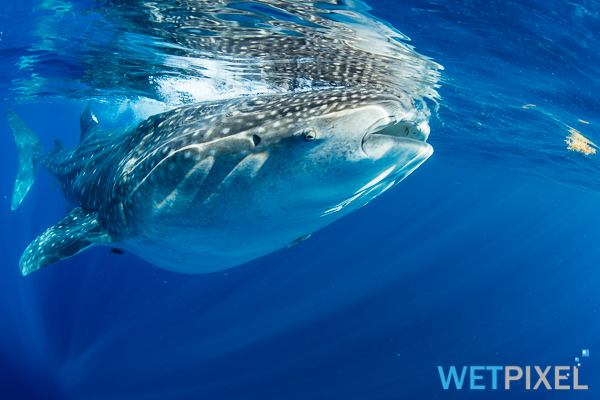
<box><xmin>19</xmin><ymin>208</ymin><xmax>109</xmax><ymax>276</ymax></box>
<box><xmin>80</xmin><ymin>104</ymin><xmax>102</xmax><ymax>143</ymax></box>
<box><xmin>51</xmin><ymin>139</ymin><xmax>64</xmax><ymax>154</ymax></box>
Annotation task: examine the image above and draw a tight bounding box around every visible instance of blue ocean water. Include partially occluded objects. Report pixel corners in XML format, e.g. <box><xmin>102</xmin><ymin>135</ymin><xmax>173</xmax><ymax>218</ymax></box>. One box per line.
<box><xmin>1</xmin><ymin>0</ymin><xmax>599</xmax><ymax>399</ymax></box>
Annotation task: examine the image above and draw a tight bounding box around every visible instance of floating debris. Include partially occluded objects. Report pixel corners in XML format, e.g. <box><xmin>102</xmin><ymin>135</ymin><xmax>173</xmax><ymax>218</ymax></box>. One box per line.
<box><xmin>578</xmin><ymin>119</ymin><xmax>590</xmax><ymax>124</ymax></box>
<box><xmin>522</xmin><ymin>104</ymin><xmax>536</xmax><ymax>109</ymax></box>
<box><xmin>565</xmin><ymin>128</ymin><xmax>597</xmax><ymax>155</ymax></box>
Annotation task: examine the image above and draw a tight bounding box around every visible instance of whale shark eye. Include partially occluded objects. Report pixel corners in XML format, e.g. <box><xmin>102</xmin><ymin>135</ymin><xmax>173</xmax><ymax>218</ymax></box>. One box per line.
<box><xmin>303</xmin><ymin>129</ymin><xmax>316</xmax><ymax>141</ymax></box>
<box><xmin>252</xmin><ymin>134</ymin><xmax>261</xmax><ymax>146</ymax></box>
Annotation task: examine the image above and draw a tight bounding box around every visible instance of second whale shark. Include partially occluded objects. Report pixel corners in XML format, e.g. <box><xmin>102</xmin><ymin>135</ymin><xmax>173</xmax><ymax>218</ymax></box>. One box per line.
<box><xmin>9</xmin><ymin>87</ymin><xmax>432</xmax><ymax>275</ymax></box>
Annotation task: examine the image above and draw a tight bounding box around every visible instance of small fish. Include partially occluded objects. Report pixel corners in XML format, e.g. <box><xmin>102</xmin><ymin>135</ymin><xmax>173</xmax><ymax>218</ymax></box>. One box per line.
<box><xmin>287</xmin><ymin>234</ymin><xmax>311</xmax><ymax>248</ymax></box>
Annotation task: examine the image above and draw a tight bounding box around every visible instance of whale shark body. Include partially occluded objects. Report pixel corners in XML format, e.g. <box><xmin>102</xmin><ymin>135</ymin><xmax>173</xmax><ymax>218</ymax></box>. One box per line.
<box><xmin>9</xmin><ymin>87</ymin><xmax>432</xmax><ymax>275</ymax></box>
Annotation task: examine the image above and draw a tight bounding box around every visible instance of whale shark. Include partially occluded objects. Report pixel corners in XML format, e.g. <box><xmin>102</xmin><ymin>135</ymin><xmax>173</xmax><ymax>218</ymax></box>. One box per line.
<box><xmin>9</xmin><ymin>87</ymin><xmax>432</xmax><ymax>276</ymax></box>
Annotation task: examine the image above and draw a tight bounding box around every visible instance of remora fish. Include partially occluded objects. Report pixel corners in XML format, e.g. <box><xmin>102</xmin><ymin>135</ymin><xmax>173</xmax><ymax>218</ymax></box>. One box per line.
<box><xmin>9</xmin><ymin>87</ymin><xmax>432</xmax><ymax>276</ymax></box>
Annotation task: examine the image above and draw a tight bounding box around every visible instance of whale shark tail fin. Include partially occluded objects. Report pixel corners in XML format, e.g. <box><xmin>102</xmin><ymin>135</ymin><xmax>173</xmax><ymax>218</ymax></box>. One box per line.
<box><xmin>6</xmin><ymin>108</ymin><xmax>45</xmax><ymax>211</ymax></box>
<box><xmin>19</xmin><ymin>207</ymin><xmax>109</xmax><ymax>276</ymax></box>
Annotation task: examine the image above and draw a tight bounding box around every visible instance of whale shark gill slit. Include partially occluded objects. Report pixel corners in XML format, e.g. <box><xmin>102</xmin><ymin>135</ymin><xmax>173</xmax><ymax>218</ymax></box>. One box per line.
<box><xmin>154</xmin><ymin>155</ymin><xmax>216</xmax><ymax>213</ymax></box>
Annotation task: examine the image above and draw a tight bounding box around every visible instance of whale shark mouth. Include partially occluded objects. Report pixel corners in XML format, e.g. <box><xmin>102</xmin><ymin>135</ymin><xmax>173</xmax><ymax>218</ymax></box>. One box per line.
<box><xmin>361</xmin><ymin>115</ymin><xmax>430</xmax><ymax>157</ymax></box>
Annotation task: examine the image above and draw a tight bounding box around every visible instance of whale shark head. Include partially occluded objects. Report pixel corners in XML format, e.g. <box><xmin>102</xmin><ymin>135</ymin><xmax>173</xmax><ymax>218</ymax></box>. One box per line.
<box><xmin>110</xmin><ymin>87</ymin><xmax>432</xmax><ymax>273</ymax></box>
<box><xmin>252</xmin><ymin>88</ymin><xmax>433</xmax><ymax>210</ymax></box>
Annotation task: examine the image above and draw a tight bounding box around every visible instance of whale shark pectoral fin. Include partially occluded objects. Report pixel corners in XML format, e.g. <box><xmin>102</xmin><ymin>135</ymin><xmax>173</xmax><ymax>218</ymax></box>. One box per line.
<box><xmin>19</xmin><ymin>207</ymin><xmax>109</xmax><ymax>276</ymax></box>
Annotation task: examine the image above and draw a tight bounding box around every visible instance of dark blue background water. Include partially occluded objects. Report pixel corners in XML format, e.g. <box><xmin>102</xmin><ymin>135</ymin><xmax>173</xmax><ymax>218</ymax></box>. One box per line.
<box><xmin>1</xmin><ymin>0</ymin><xmax>599</xmax><ymax>399</ymax></box>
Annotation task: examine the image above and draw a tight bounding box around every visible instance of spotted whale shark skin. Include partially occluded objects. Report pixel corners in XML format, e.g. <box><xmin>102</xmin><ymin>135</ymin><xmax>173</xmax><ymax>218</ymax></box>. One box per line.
<box><xmin>9</xmin><ymin>87</ymin><xmax>432</xmax><ymax>276</ymax></box>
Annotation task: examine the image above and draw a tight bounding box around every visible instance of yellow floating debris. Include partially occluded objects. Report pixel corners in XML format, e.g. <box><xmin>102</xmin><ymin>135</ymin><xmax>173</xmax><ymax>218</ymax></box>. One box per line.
<box><xmin>522</xmin><ymin>104</ymin><xmax>536</xmax><ymax>109</ymax></box>
<box><xmin>565</xmin><ymin>128</ymin><xmax>597</xmax><ymax>155</ymax></box>
<box><xmin>578</xmin><ymin>119</ymin><xmax>589</xmax><ymax>124</ymax></box>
